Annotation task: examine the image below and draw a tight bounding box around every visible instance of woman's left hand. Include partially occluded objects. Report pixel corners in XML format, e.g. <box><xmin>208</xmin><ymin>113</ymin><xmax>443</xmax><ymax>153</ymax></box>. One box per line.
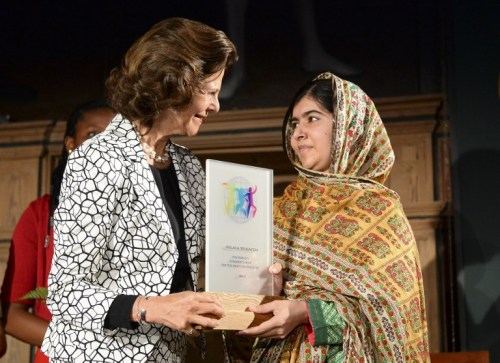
<box><xmin>237</xmin><ymin>300</ymin><xmax>309</xmax><ymax>339</ymax></box>
<box><xmin>269</xmin><ymin>262</ymin><xmax>283</xmax><ymax>296</ymax></box>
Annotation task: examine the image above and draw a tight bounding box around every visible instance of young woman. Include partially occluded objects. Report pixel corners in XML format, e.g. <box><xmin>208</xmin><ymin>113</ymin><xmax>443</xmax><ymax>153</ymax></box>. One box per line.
<box><xmin>239</xmin><ymin>72</ymin><xmax>430</xmax><ymax>362</ymax></box>
<box><xmin>1</xmin><ymin>101</ymin><xmax>114</xmax><ymax>363</ymax></box>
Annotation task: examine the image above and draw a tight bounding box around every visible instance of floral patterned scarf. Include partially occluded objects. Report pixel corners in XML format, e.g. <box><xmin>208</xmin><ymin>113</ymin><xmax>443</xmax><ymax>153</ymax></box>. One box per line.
<box><xmin>251</xmin><ymin>73</ymin><xmax>429</xmax><ymax>362</ymax></box>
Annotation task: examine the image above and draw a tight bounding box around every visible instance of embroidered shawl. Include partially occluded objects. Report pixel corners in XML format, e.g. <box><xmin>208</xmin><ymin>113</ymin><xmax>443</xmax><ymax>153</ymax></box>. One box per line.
<box><xmin>252</xmin><ymin>73</ymin><xmax>429</xmax><ymax>362</ymax></box>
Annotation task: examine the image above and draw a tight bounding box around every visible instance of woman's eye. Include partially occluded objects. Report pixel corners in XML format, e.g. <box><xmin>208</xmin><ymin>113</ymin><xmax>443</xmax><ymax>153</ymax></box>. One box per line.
<box><xmin>205</xmin><ymin>91</ymin><xmax>218</xmax><ymax>102</ymax></box>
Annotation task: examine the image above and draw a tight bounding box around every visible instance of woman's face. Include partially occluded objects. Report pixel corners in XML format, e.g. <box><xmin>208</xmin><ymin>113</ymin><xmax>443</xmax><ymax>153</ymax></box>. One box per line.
<box><xmin>65</xmin><ymin>108</ymin><xmax>114</xmax><ymax>151</ymax></box>
<box><xmin>290</xmin><ymin>95</ymin><xmax>333</xmax><ymax>172</ymax></box>
<box><xmin>158</xmin><ymin>70</ymin><xmax>225</xmax><ymax>137</ymax></box>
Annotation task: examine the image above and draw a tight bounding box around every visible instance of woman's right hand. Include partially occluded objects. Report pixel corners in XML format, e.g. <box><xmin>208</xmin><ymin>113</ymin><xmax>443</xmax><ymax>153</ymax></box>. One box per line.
<box><xmin>238</xmin><ymin>299</ymin><xmax>308</xmax><ymax>339</ymax></box>
<box><xmin>136</xmin><ymin>292</ymin><xmax>224</xmax><ymax>334</ymax></box>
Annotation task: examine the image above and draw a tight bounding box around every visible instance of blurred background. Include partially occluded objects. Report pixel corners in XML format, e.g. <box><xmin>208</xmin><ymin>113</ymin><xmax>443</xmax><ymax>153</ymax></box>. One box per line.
<box><xmin>1</xmin><ymin>0</ymin><xmax>444</xmax><ymax>120</ymax></box>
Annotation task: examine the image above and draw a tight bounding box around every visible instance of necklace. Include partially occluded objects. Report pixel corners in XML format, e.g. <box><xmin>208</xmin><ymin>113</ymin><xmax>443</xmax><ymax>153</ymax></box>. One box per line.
<box><xmin>133</xmin><ymin>122</ymin><xmax>170</xmax><ymax>163</ymax></box>
<box><xmin>141</xmin><ymin>141</ymin><xmax>170</xmax><ymax>163</ymax></box>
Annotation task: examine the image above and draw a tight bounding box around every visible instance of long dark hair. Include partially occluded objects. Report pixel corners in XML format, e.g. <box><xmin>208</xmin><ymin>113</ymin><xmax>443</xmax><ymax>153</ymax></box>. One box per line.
<box><xmin>49</xmin><ymin>100</ymin><xmax>113</xmax><ymax>214</ymax></box>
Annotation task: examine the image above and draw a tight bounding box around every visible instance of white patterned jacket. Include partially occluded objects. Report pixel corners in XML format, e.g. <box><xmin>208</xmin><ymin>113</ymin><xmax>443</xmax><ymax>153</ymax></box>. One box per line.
<box><xmin>42</xmin><ymin>115</ymin><xmax>205</xmax><ymax>362</ymax></box>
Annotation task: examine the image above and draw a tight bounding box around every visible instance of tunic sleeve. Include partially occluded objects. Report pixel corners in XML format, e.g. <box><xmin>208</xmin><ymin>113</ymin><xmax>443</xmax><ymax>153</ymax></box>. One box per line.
<box><xmin>306</xmin><ymin>299</ymin><xmax>345</xmax><ymax>351</ymax></box>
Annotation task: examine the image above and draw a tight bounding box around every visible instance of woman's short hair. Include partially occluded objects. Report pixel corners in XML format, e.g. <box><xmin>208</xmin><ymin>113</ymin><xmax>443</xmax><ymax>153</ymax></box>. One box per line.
<box><xmin>106</xmin><ymin>17</ymin><xmax>237</xmax><ymax>130</ymax></box>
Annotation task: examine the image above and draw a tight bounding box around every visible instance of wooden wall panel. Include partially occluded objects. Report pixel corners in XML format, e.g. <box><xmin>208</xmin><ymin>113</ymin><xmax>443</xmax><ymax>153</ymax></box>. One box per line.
<box><xmin>386</xmin><ymin>121</ymin><xmax>436</xmax><ymax>204</ymax></box>
<box><xmin>409</xmin><ymin>213</ymin><xmax>445</xmax><ymax>354</ymax></box>
<box><xmin>0</xmin><ymin>148</ymin><xmax>41</xmax><ymax>241</ymax></box>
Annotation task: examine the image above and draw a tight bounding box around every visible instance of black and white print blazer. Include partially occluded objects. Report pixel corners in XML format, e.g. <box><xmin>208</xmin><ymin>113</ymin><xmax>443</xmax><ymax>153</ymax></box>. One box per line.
<box><xmin>42</xmin><ymin>115</ymin><xmax>205</xmax><ymax>362</ymax></box>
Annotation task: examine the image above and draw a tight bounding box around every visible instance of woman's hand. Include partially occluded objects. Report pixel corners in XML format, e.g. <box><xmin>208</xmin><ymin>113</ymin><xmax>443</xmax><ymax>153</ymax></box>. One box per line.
<box><xmin>269</xmin><ymin>262</ymin><xmax>283</xmax><ymax>296</ymax></box>
<box><xmin>137</xmin><ymin>292</ymin><xmax>225</xmax><ymax>334</ymax></box>
<box><xmin>237</xmin><ymin>300</ymin><xmax>308</xmax><ymax>339</ymax></box>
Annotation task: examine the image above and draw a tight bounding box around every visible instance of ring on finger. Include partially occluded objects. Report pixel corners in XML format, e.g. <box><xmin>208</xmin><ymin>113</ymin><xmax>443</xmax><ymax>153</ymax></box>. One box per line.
<box><xmin>187</xmin><ymin>327</ymin><xmax>197</xmax><ymax>336</ymax></box>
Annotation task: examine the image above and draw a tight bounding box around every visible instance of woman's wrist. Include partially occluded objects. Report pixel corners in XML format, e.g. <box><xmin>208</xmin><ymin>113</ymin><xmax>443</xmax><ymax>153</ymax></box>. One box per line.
<box><xmin>132</xmin><ymin>296</ymin><xmax>150</xmax><ymax>324</ymax></box>
<box><xmin>300</xmin><ymin>300</ymin><xmax>310</xmax><ymax>324</ymax></box>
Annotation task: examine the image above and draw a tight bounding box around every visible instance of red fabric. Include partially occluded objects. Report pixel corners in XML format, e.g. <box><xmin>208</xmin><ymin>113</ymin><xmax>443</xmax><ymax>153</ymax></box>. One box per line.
<box><xmin>34</xmin><ymin>347</ymin><xmax>50</xmax><ymax>363</ymax></box>
<box><xmin>1</xmin><ymin>194</ymin><xmax>53</xmax><ymax>361</ymax></box>
<box><xmin>305</xmin><ymin>301</ymin><xmax>316</xmax><ymax>346</ymax></box>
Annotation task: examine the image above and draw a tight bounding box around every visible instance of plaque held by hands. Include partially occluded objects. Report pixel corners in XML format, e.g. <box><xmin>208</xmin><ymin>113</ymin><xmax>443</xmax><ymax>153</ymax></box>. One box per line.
<box><xmin>205</xmin><ymin>160</ymin><xmax>276</xmax><ymax>330</ymax></box>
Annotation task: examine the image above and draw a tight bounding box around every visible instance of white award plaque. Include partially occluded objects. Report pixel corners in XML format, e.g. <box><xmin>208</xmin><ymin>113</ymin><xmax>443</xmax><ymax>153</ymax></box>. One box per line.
<box><xmin>205</xmin><ymin>159</ymin><xmax>273</xmax><ymax>296</ymax></box>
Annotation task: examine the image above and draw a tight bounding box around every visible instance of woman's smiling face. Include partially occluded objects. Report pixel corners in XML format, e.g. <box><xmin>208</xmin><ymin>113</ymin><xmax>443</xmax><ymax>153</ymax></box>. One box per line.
<box><xmin>158</xmin><ymin>70</ymin><xmax>225</xmax><ymax>137</ymax></box>
<box><xmin>290</xmin><ymin>95</ymin><xmax>333</xmax><ymax>172</ymax></box>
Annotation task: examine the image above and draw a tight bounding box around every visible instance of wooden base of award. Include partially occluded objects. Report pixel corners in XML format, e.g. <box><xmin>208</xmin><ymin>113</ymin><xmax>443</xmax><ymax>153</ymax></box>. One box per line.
<box><xmin>202</xmin><ymin>292</ymin><xmax>283</xmax><ymax>330</ymax></box>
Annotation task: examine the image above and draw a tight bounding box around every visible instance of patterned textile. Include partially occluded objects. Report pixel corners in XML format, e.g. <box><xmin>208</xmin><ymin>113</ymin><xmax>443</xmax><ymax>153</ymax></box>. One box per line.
<box><xmin>41</xmin><ymin>115</ymin><xmax>206</xmax><ymax>362</ymax></box>
<box><xmin>284</xmin><ymin>73</ymin><xmax>394</xmax><ymax>185</ymax></box>
<box><xmin>251</xmin><ymin>73</ymin><xmax>429</xmax><ymax>362</ymax></box>
<box><xmin>307</xmin><ymin>299</ymin><xmax>344</xmax><ymax>361</ymax></box>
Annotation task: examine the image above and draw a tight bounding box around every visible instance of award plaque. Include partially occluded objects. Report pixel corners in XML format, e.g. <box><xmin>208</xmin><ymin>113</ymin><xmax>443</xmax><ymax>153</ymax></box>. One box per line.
<box><xmin>206</xmin><ymin>159</ymin><xmax>273</xmax><ymax>295</ymax></box>
<box><xmin>205</xmin><ymin>160</ymin><xmax>274</xmax><ymax>329</ymax></box>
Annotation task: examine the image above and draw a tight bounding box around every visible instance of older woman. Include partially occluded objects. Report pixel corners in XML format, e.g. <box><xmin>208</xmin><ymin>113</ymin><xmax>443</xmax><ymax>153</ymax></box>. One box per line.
<box><xmin>41</xmin><ymin>18</ymin><xmax>237</xmax><ymax>362</ymax></box>
<box><xmin>240</xmin><ymin>72</ymin><xmax>430</xmax><ymax>362</ymax></box>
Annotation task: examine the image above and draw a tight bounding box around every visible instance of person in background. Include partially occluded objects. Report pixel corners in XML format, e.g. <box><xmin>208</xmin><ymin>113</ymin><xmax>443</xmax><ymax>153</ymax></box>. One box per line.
<box><xmin>0</xmin><ymin>101</ymin><xmax>114</xmax><ymax>363</ymax></box>
<box><xmin>239</xmin><ymin>72</ymin><xmax>430</xmax><ymax>362</ymax></box>
<box><xmin>41</xmin><ymin>17</ymin><xmax>237</xmax><ymax>362</ymax></box>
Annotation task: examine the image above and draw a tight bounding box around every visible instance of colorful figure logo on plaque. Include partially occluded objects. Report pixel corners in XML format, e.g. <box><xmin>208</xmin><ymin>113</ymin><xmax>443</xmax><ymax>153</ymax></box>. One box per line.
<box><xmin>223</xmin><ymin>177</ymin><xmax>258</xmax><ymax>223</ymax></box>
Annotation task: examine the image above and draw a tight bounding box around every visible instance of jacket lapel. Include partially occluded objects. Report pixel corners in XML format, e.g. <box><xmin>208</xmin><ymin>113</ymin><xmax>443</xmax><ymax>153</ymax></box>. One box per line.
<box><xmin>113</xmin><ymin>116</ymin><xmax>176</xmax><ymax>252</ymax></box>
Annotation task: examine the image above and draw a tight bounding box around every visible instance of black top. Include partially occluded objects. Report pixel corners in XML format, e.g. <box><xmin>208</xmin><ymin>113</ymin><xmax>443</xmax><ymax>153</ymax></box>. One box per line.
<box><xmin>104</xmin><ymin>163</ymin><xmax>193</xmax><ymax>329</ymax></box>
<box><xmin>151</xmin><ymin>165</ymin><xmax>193</xmax><ymax>293</ymax></box>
